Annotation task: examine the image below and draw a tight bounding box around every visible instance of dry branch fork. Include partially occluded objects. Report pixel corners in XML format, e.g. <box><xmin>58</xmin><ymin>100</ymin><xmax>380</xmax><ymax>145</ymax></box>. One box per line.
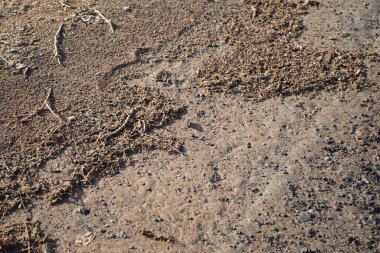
<box><xmin>21</xmin><ymin>87</ymin><xmax>66</xmax><ymax>124</ymax></box>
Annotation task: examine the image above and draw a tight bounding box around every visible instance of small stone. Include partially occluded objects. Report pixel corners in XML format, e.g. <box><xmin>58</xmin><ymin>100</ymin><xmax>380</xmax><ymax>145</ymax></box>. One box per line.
<box><xmin>74</xmin><ymin>206</ymin><xmax>91</xmax><ymax>215</ymax></box>
<box><xmin>188</xmin><ymin>122</ymin><xmax>203</xmax><ymax>132</ymax></box>
<box><xmin>251</xmin><ymin>188</ymin><xmax>260</xmax><ymax>193</ymax></box>
<box><xmin>123</xmin><ymin>6</ymin><xmax>132</xmax><ymax>12</ymax></box>
<box><xmin>154</xmin><ymin>216</ymin><xmax>164</xmax><ymax>222</ymax></box>
<box><xmin>324</xmin><ymin>156</ymin><xmax>331</xmax><ymax>161</ymax></box>
<box><xmin>325</xmin><ymin>137</ymin><xmax>334</xmax><ymax>144</ymax></box>
<box><xmin>15</xmin><ymin>63</ymin><xmax>26</xmax><ymax>70</ymax></box>
<box><xmin>275</xmin><ymin>83</ymin><xmax>283</xmax><ymax>92</ymax></box>
<box><xmin>107</xmin><ymin>233</ymin><xmax>117</xmax><ymax>239</ymax></box>
<box><xmin>116</xmin><ymin>230</ymin><xmax>129</xmax><ymax>239</ymax></box>
<box><xmin>210</xmin><ymin>171</ymin><xmax>221</xmax><ymax>183</ymax></box>
<box><xmin>16</xmin><ymin>40</ymin><xmax>29</xmax><ymax>47</ymax></box>
<box><xmin>347</xmin><ymin>236</ymin><xmax>361</xmax><ymax>246</ymax></box>
<box><xmin>299</xmin><ymin>209</ymin><xmax>316</xmax><ymax>222</ymax></box>
<box><xmin>308</xmin><ymin>228</ymin><xmax>317</xmax><ymax>238</ymax></box>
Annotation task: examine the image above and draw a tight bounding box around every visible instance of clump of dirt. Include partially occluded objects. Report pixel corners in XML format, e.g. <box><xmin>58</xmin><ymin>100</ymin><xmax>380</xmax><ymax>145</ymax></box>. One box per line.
<box><xmin>0</xmin><ymin>222</ymin><xmax>51</xmax><ymax>253</ymax></box>
<box><xmin>196</xmin><ymin>0</ymin><xmax>378</xmax><ymax>100</ymax></box>
<box><xmin>141</xmin><ymin>229</ymin><xmax>176</xmax><ymax>244</ymax></box>
<box><xmin>0</xmin><ymin>84</ymin><xmax>185</xmax><ymax>215</ymax></box>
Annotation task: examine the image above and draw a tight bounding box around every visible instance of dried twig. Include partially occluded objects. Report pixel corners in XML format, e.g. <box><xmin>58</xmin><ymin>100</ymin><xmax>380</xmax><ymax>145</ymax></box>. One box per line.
<box><xmin>0</xmin><ymin>56</ymin><xmax>11</xmax><ymax>66</ymax></box>
<box><xmin>93</xmin><ymin>8</ymin><xmax>114</xmax><ymax>33</ymax></box>
<box><xmin>54</xmin><ymin>23</ymin><xmax>64</xmax><ymax>64</ymax></box>
<box><xmin>99</xmin><ymin>107</ymin><xmax>139</xmax><ymax>141</ymax></box>
<box><xmin>83</xmin><ymin>166</ymin><xmax>96</xmax><ymax>183</ymax></box>
<box><xmin>24</xmin><ymin>223</ymin><xmax>31</xmax><ymax>253</ymax></box>
<box><xmin>141</xmin><ymin>119</ymin><xmax>146</xmax><ymax>132</ymax></box>
<box><xmin>20</xmin><ymin>87</ymin><xmax>65</xmax><ymax>124</ymax></box>
<box><xmin>44</xmin><ymin>87</ymin><xmax>65</xmax><ymax>123</ymax></box>
<box><xmin>58</xmin><ymin>0</ymin><xmax>72</xmax><ymax>11</ymax></box>
<box><xmin>18</xmin><ymin>191</ymin><xmax>28</xmax><ymax>211</ymax></box>
<box><xmin>23</xmin><ymin>67</ymin><xmax>30</xmax><ymax>77</ymax></box>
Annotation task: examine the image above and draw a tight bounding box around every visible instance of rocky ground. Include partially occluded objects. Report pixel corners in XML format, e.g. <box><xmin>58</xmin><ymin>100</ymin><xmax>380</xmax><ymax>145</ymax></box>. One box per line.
<box><xmin>0</xmin><ymin>0</ymin><xmax>379</xmax><ymax>252</ymax></box>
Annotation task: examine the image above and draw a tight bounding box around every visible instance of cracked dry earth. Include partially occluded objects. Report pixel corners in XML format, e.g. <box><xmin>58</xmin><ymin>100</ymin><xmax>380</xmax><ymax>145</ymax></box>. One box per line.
<box><xmin>0</xmin><ymin>0</ymin><xmax>379</xmax><ymax>252</ymax></box>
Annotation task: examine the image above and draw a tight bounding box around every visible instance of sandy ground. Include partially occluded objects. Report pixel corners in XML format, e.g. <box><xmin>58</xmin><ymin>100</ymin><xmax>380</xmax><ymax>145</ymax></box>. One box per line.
<box><xmin>0</xmin><ymin>0</ymin><xmax>379</xmax><ymax>252</ymax></box>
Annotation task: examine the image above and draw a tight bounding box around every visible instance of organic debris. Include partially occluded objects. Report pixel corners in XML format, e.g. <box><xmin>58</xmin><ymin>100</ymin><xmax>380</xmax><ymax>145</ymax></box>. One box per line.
<box><xmin>98</xmin><ymin>107</ymin><xmax>140</xmax><ymax>141</ymax></box>
<box><xmin>93</xmin><ymin>8</ymin><xmax>115</xmax><ymax>33</ymax></box>
<box><xmin>58</xmin><ymin>0</ymin><xmax>73</xmax><ymax>11</ymax></box>
<box><xmin>75</xmin><ymin>232</ymin><xmax>96</xmax><ymax>246</ymax></box>
<box><xmin>142</xmin><ymin>230</ymin><xmax>175</xmax><ymax>243</ymax></box>
<box><xmin>194</xmin><ymin>0</ymin><xmax>377</xmax><ymax>100</ymax></box>
<box><xmin>54</xmin><ymin>24</ymin><xmax>64</xmax><ymax>64</ymax></box>
<box><xmin>21</xmin><ymin>87</ymin><xmax>65</xmax><ymax>124</ymax></box>
<box><xmin>0</xmin><ymin>85</ymin><xmax>185</xmax><ymax>214</ymax></box>
<box><xmin>0</xmin><ymin>222</ymin><xmax>51</xmax><ymax>253</ymax></box>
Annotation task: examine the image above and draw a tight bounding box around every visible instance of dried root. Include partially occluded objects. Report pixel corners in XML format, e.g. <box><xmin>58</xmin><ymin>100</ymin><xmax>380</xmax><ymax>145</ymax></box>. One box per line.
<box><xmin>54</xmin><ymin>23</ymin><xmax>64</xmax><ymax>64</ymax></box>
<box><xmin>44</xmin><ymin>88</ymin><xmax>65</xmax><ymax>123</ymax></box>
<box><xmin>98</xmin><ymin>107</ymin><xmax>141</xmax><ymax>141</ymax></box>
<box><xmin>21</xmin><ymin>87</ymin><xmax>66</xmax><ymax>124</ymax></box>
<box><xmin>93</xmin><ymin>8</ymin><xmax>115</xmax><ymax>33</ymax></box>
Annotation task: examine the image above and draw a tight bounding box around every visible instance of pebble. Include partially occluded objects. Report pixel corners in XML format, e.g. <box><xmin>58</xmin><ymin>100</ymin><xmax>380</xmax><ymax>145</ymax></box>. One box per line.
<box><xmin>154</xmin><ymin>216</ymin><xmax>164</xmax><ymax>222</ymax></box>
<box><xmin>106</xmin><ymin>230</ymin><xmax>129</xmax><ymax>239</ymax></box>
<box><xmin>299</xmin><ymin>209</ymin><xmax>316</xmax><ymax>222</ymax></box>
<box><xmin>123</xmin><ymin>6</ymin><xmax>132</xmax><ymax>12</ymax></box>
<box><xmin>74</xmin><ymin>206</ymin><xmax>91</xmax><ymax>215</ymax></box>
<box><xmin>115</xmin><ymin>230</ymin><xmax>129</xmax><ymax>239</ymax></box>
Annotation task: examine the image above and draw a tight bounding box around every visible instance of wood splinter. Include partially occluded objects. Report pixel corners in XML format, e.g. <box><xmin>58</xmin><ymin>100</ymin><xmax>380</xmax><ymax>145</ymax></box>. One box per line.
<box><xmin>54</xmin><ymin>23</ymin><xmax>64</xmax><ymax>64</ymax></box>
<box><xmin>93</xmin><ymin>8</ymin><xmax>115</xmax><ymax>33</ymax></box>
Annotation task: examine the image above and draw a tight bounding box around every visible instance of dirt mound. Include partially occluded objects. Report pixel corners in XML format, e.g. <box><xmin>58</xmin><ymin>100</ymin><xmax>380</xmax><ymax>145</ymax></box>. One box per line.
<box><xmin>196</xmin><ymin>0</ymin><xmax>378</xmax><ymax>100</ymax></box>
<box><xmin>0</xmin><ymin>84</ymin><xmax>184</xmax><ymax>216</ymax></box>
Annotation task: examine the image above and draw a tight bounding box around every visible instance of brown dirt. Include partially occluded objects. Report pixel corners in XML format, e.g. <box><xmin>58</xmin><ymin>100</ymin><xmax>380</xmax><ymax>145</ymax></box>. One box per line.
<box><xmin>0</xmin><ymin>0</ymin><xmax>379</xmax><ymax>252</ymax></box>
